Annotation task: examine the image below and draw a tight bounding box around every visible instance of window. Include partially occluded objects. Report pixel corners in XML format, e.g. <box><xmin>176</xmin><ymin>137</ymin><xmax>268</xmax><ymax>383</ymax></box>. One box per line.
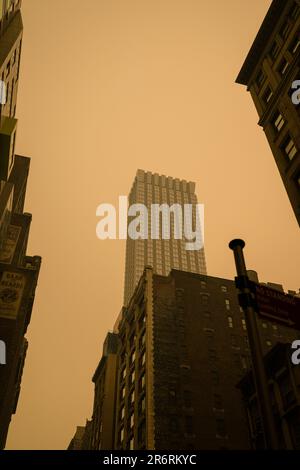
<box><xmin>211</xmin><ymin>369</ymin><xmax>219</xmax><ymax>385</ymax></box>
<box><xmin>269</xmin><ymin>41</ymin><xmax>280</xmax><ymax>60</ymax></box>
<box><xmin>272</xmin><ymin>324</ymin><xmax>278</xmax><ymax>331</ymax></box>
<box><xmin>241</xmin><ymin>355</ymin><xmax>248</xmax><ymax>370</ymax></box>
<box><xmin>169</xmin><ymin>416</ymin><xmax>178</xmax><ymax>433</ymax></box>
<box><xmin>185</xmin><ymin>416</ymin><xmax>193</xmax><ymax>434</ymax></box>
<box><xmin>140</xmin><ymin>352</ymin><xmax>146</xmax><ymax>367</ymax></box>
<box><xmin>129</xmin><ymin>333</ymin><xmax>136</xmax><ymax>349</ymax></box>
<box><xmin>139</xmin><ymin>332</ymin><xmax>145</xmax><ymax>349</ymax></box>
<box><xmin>0</xmin><ymin>79</ymin><xmax>6</xmax><ymax>105</ymax></box>
<box><xmin>120</xmin><ymin>406</ymin><xmax>125</xmax><ymax>420</ymax></box>
<box><xmin>5</xmin><ymin>60</ymin><xmax>10</xmax><ymax>78</ymax></box>
<box><xmin>213</xmin><ymin>394</ymin><xmax>223</xmax><ymax>410</ymax></box>
<box><xmin>266</xmin><ymin>340</ymin><xmax>272</xmax><ymax>347</ymax></box>
<box><xmin>208</xmin><ymin>348</ymin><xmax>217</xmax><ymax>361</ymax></box>
<box><xmin>129</xmin><ymin>437</ymin><xmax>134</xmax><ymax>450</ymax></box>
<box><xmin>272</xmin><ymin>111</ymin><xmax>285</xmax><ymax>132</ymax></box>
<box><xmin>279</xmin><ymin>373</ymin><xmax>296</xmax><ymax>408</ymax></box>
<box><xmin>183</xmin><ymin>390</ymin><xmax>192</xmax><ymax>408</ymax></box>
<box><xmin>119</xmin><ymin>427</ymin><xmax>124</xmax><ymax>443</ymax></box>
<box><xmin>241</xmin><ymin>319</ymin><xmax>246</xmax><ymax>331</ymax></box>
<box><xmin>225</xmin><ymin>299</ymin><xmax>230</xmax><ymax>311</ymax></box>
<box><xmin>289</xmin><ymin>34</ymin><xmax>300</xmax><ymax>54</ymax></box>
<box><xmin>139</xmin><ymin>373</ymin><xmax>145</xmax><ymax>391</ymax></box>
<box><xmin>129</xmin><ymin>390</ymin><xmax>135</xmax><ymax>405</ymax></box>
<box><xmin>139</xmin><ymin>396</ymin><xmax>146</xmax><ymax>414</ymax></box>
<box><xmin>204</xmin><ymin>311</ymin><xmax>212</xmax><ymax>319</ymax></box>
<box><xmin>12</xmin><ymin>49</ymin><xmax>16</xmax><ymax>65</ymax></box>
<box><xmin>262</xmin><ymin>322</ymin><xmax>268</xmax><ymax>329</ymax></box>
<box><xmin>289</xmin><ymin>2</ymin><xmax>300</xmax><ymax>19</ymax></box>
<box><xmin>216</xmin><ymin>418</ymin><xmax>227</xmax><ymax>437</ymax></box>
<box><xmin>200</xmin><ymin>280</ymin><xmax>207</xmax><ymax>289</ymax></box>
<box><xmin>131</xmin><ymin>351</ymin><xmax>136</xmax><ymax>365</ymax></box>
<box><xmin>278</xmin><ymin>58</ymin><xmax>289</xmax><ymax>75</ymax></box>
<box><xmin>221</xmin><ymin>285</ymin><xmax>227</xmax><ymax>293</ymax></box>
<box><xmin>255</xmin><ymin>69</ymin><xmax>265</xmax><ymax>89</ymax></box>
<box><xmin>231</xmin><ymin>334</ymin><xmax>239</xmax><ymax>347</ymax></box>
<box><xmin>139</xmin><ymin>312</ymin><xmax>146</xmax><ymax>329</ymax></box>
<box><xmin>138</xmin><ymin>421</ymin><xmax>146</xmax><ymax>444</ymax></box>
<box><xmin>130</xmin><ymin>413</ymin><xmax>134</xmax><ymax>428</ymax></box>
<box><xmin>262</xmin><ymin>86</ymin><xmax>273</xmax><ymax>104</ymax></box>
<box><xmin>279</xmin><ymin>20</ymin><xmax>291</xmax><ymax>40</ymax></box>
<box><xmin>169</xmin><ymin>389</ymin><xmax>177</xmax><ymax>405</ymax></box>
<box><xmin>228</xmin><ymin>316</ymin><xmax>233</xmax><ymax>328</ymax></box>
<box><xmin>282</xmin><ymin>135</ymin><xmax>298</xmax><ymax>161</ymax></box>
<box><xmin>204</xmin><ymin>328</ymin><xmax>215</xmax><ymax>336</ymax></box>
<box><xmin>130</xmin><ymin>370</ymin><xmax>135</xmax><ymax>385</ymax></box>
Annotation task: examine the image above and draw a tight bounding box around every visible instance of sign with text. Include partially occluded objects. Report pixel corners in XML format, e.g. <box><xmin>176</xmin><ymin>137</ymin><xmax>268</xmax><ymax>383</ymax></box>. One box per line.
<box><xmin>251</xmin><ymin>282</ymin><xmax>300</xmax><ymax>329</ymax></box>
<box><xmin>0</xmin><ymin>225</ymin><xmax>21</xmax><ymax>264</ymax></box>
<box><xmin>0</xmin><ymin>271</ymin><xmax>26</xmax><ymax>320</ymax></box>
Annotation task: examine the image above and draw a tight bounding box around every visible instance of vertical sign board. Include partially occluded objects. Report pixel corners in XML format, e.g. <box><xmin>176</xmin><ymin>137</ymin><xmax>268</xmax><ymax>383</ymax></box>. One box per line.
<box><xmin>250</xmin><ymin>282</ymin><xmax>300</xmax><ymax>330</ymax></box>
<box><xmin>0</xmin><ymin>271</ymin><xmax>26</xmax><ymax>320</ymax></box>
<box><xmin>0</xmin><ymin>225</ymin><xmax>22</xmax><ymax>264</ymax></box>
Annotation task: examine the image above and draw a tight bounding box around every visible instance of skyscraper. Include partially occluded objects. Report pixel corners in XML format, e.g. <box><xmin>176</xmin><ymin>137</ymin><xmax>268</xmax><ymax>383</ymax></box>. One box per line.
<box><xmin>0</xmin><ymin>0</ymin><xmax>41</xmax><ymax>449</ymax></box>
<box><xmin>123</xmin><ymin>169</ymin><xmax>206</xmax><ymax>306</ymax></box>
<box><xmin>236</xmin><ymin>0</ymin><xmax>300</xmax><ymax>226</ymax></box>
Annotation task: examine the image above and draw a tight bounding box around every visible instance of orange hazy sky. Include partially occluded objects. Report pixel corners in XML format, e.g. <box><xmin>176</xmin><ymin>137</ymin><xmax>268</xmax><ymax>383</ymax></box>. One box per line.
<box><xmin>5</xmin><ymin>0</ymin><xmax>300</xmax><ymax>449</ymax></box>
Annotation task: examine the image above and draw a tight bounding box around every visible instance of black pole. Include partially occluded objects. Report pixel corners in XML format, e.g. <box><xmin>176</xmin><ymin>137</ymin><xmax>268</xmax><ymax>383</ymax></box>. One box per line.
<box><xmin>229</xmin><ymin>239</ymin><xmax>279</xmax><ymax>450</ymax></box>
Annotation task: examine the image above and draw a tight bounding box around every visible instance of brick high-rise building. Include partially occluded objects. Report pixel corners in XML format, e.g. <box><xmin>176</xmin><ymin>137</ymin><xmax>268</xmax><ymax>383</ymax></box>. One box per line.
<box><xmin>0</xmin><ymin>0</ymin><xmax>41</xmax><ymax>449</ymax></box>
<box><xmin>84</xmin><ymin>268</ymin><xmax>299</xmax><ymax>450</ymax></box>
<box><xmin>236</xmin><ymin>0</ymin><xmax>300</xmax><ymax>226</ymax></box>
<box><xmin>114</xmin><ymin>269</ymin><xmax>299</xmax><ymax>450</ymax></box>
<box><xmin>123</xmin><ymin>170</ymin><xmax>206</xmax><ymax>306</ymax></box>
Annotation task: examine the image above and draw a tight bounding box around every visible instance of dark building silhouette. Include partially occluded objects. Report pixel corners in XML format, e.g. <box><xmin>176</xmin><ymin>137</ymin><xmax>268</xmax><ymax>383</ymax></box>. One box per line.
<box><xmin>0</xmin><ymin>0</ymin><xmax>41</xmax><ymax>449</ymax></box>
<box><xmin>68</xmin><ymin>427</ymin><xmax>86</xmax><ymax>450</ymax></box>
<box><xmin>236</xmin><ymin>0</ymin><xmax>300</xmax><ymax>226</ymax></box>
<box><xmin>239</xmin><ymin>342</ymin><xmax>300</xmax><ymax>449</ymax></box>
<box><xmin>89</xmin><ymin>333</ymin><xmax>119</xmax><ymax>450</ymax></box>
<box><xmin>84</xmin><ymin>268</ymin><xmax>298</xmax><ymax>450</ymax></box>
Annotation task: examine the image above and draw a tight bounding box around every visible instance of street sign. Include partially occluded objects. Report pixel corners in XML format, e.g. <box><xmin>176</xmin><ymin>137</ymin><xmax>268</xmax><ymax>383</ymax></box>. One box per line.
<box><xmin>250</xmin><ymin>282</ymin><xmax>300</xmax><ymax>329</ymax></box>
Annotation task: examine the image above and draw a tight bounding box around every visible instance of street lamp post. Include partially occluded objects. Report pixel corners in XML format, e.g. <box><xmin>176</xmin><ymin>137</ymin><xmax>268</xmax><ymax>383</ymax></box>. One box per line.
<box><xmin>229</xmin><ymin>239</ymin><xmax>278</xmax><ymax>450</ymax></box>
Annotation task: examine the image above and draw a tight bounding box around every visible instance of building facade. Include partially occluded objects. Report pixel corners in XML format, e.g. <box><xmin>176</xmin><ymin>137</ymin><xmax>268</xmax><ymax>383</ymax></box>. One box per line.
<box><xmin>86</xmin><ymin>268</ymin><xmax>298</xmax><ymax>450</ymax></box>
<box><xmin>68</xmin><ymin>427</ymin><xmax>86</xmax><ymax>450</ymax></box>
<box><xmin>239</xmin><ymin>342</ymin><xmax>300</xmax><ymax>449</ymax></box>
<box><xmin>236</xmin><ymin>0</ymin><xmax>300</xmax><ymax>226</ymax></box>
<box><xmin>123</xmin><ymin>169</ymin><xmax>206</xmax><ymax>306</ymax></box>
<box><xmin>0</xmin><ymin>0</ymin><xmax>41</xmax><ymax>449</ymax></box>
<box><xmin>89</xmin><ymin>333</ymin><xmax>119</xmax><ymax>450</ymax></box>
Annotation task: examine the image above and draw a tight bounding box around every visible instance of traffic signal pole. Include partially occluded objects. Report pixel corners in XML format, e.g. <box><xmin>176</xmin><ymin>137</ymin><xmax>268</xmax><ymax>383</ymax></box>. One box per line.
<box><xmin>229</xmin><ymin>239</ymin><xmax>279</xmax><ymax>450</ymax></box>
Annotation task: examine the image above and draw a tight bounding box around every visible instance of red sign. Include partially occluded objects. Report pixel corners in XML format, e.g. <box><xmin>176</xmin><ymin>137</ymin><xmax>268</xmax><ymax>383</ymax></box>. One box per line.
<box><xmin>251</xmin><ymin>282</ymin><xmax>300</xmax><ymax>329</ymax></box>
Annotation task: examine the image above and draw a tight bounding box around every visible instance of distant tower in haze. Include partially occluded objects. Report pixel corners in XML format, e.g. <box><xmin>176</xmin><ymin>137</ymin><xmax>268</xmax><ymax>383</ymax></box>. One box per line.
<box><xmin>236</xmin><ymin>0</ymin><xmax>300</xmax><ymax>226</ymax></box>
<box><xmin>123</xmin><ymin>169</ymin><xmax>207</xmax><ymax>306</ymax></box>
